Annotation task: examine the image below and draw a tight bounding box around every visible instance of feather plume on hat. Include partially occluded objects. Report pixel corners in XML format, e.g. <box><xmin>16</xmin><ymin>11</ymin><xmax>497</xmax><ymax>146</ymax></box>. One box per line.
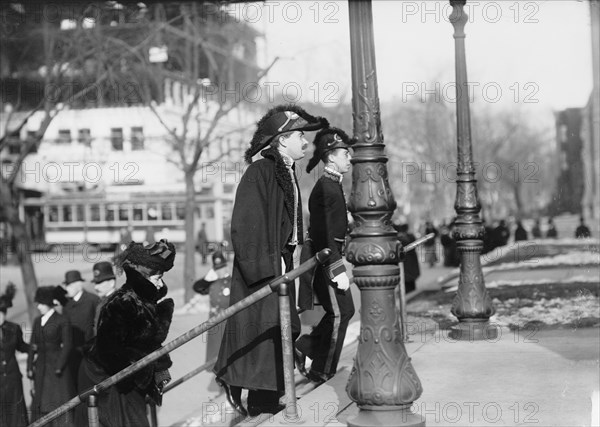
<box><xmin>244</xmin><ymin>104</ymin><xmax>329</xmax><ymax>164</ymax></box>
<box><xmin>0</xmin><ymin>282</ymin><xmax>16</xmax><ymax>313</ymax></box>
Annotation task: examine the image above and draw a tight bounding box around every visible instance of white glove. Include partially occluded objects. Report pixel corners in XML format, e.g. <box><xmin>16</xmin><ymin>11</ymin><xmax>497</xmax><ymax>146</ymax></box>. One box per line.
<box><xmin>332</xmin><ymin>272</ymin><xmax>350</xmax><ymax>291</ymax></box>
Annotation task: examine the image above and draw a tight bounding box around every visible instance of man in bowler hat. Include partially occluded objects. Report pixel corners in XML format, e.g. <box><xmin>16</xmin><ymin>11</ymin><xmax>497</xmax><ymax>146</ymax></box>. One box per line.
<box><xmin>213</xmin><ymin>105</ymin><xmax>328</xmax><ymax>416</ymax></box>
<box><xmin>296</xmin><ymin>127</ymin><xmax>356</xmax><ymax>384</ymax></box>
<box><xmin>62</xmin><ymin>270</ymin><xmax>99</xmax><ymax>388</ymax></box>
<box><xmin>90</xmin><ymin>261</ymin><xmax>117</xmax><ymax>333</ymax></box>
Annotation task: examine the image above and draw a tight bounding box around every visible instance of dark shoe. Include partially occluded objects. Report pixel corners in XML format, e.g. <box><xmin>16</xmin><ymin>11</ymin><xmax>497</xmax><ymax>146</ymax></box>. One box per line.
<box><xmin>216</xmin><ymin>378</ymin><xmax>247</xmax><ymax>417</ymax></box>
<box><xmin>306</xmin><ymin>370</ymin><xmax>332</xmax><ymax>385</ymax></box>
<box><xmin>247</xmin><ymin>403</ymin><xmax>285</xmax><ymax>417</ymax></box>
<box><xmin>294</xmin><ymin>348</ymin><xmax>308</xmax><ymax>377</ymax></box>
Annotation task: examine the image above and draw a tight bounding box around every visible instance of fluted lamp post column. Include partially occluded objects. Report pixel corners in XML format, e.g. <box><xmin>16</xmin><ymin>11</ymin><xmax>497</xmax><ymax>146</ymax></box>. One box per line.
<box><xmin>345</xmin><ymin>1</ymin><xmax>424</xmax><ymax>426</ymax></box>
<box><xmin>448</xmin><ymin>0</ymin><xmax>496</xmax><ymax>340</ymax></box>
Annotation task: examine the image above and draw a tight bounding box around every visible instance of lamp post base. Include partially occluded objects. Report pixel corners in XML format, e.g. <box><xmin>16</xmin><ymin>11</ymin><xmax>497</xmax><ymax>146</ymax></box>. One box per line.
<box><xmin>448</xmin><ymin>320</ymin><xmax>499</xmax><ymax>341</ymax></box>
<box><xmin>347</xmin><ymin>406</ymin><xmax>425</xmax><ymax>427</ymax></box>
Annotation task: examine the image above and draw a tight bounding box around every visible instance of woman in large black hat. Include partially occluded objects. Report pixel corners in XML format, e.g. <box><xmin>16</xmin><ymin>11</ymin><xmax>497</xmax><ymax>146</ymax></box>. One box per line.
<box><xmin>214</xmin><ymin>104</ymin><xmax>328</xmax><ymax>416</ymax></box>
<box><xmin>78</xmin><ymin>239</ymin><xmax>176</xmax><ymax>427</ymax></box>
<box><xmin>28</xmin><ymin>286</ymin><xmax>76</xmax><ymax>426</ymax></box>
<box><xmin>0</xmin><ymin>283</ymin><xmax>30</xmax><ymax>427</ymax></box>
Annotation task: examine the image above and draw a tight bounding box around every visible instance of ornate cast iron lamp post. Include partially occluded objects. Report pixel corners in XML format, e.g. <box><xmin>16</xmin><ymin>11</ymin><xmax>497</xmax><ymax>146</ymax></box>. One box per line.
<box><xmin>345</xmin><ymin>1</ymin><xmax>424</xmax><ymax>425</ymax></box>
<box><xmin>448</xmin><ymin>0</ymin><xmax>496</xmax><ymax>340</ymax></box>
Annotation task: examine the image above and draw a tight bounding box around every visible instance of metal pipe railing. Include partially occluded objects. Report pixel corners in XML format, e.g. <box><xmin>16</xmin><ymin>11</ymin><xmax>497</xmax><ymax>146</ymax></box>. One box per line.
<box><xmin>28</xmin><ymin>248</ymin><xmax>332</xmax><ymax>427</ymax></box>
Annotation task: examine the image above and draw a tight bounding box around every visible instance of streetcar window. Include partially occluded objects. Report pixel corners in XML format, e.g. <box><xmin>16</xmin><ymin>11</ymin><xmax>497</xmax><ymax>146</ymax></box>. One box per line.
<box><xmin>119</xmin><ymin>207</ymin><xmax>129</xmax><ymax>221</ymax></box>
<box><xmin>133</xmin><ymin>205</ymin><xmax>144</xmax><ymax>221</ymax></box>
<box><xmin>175</xmin><ymin>203</ymin><xmax>185</xmax><ymax>220</ymax></box>
<box><xmin>63</xmin><ymin>205</ymin><xmax>73</xmax><ymax>222</ymax></box>
<box><xmin>161</xmin><ymin>203</ymin><xmax>173</xmax><ymax>220</ymax></box>
<box><xmin>75</xmin><ymin>205</ymin><xmax>85</xmax><ymax>222</ymax></box>
<box><xmin>49</xmin><ymin>206</ymin><xmax>59</xmax><ymax>222</ymax></box>
<box><xmin>147</xmin><ymin>205</ymin><xmax>158</xmax><ymax>221</ymax></box>
<box><xmin>105</xmin><ymin>206</ymin><xmax>116</xmax><ymax>221</ymax></box>
<box><xmin>90</xmin><ymin>204</ymin><xmax>100</xmax><ymax>221</ymax></box>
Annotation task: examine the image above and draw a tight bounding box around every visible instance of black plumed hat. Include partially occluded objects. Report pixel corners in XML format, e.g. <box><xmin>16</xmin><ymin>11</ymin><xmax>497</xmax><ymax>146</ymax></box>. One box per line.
<box><xmin>0</xmin><ymin>283</ymin><xmax>16</xmax><ymax>313</ymax></box>
<box><xmin>306</xmin><ymin>127</ymin><xmax>355</xmax><ymax>173</ymax></box>
<box><xmin>244</xmin><ymin>104</ymin><xmax>328</xmax><ymax>163</ymax></box>
<box><xmin>113</xmin><ymin>239</ymin><xmax>176</xmax><ymax>276</ymax></box>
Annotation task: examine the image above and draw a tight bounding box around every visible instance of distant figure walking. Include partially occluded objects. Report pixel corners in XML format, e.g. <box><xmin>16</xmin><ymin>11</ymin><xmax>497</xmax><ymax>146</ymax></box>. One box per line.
<box><xmin>423</xmin><ymin>221</ymin><xmax>438</xmax><ymax>267</ymax></box>
<box><xmin>575</xmin><ymin>216</ymin><xmax>592</xmax><ymax>238</ymax></box>
<box><xmin>531</xmin><ymin>218</ymin><xmax>542</xmax><ymax>238</ymax></box>
<box><xmin>514</xmin><ymin>220</ymin><xmax>529</xmax><ymax>242</ymax></box>
<box><xmin>546</xmin><ymin>217</ymin><xmax>558</xmax><ymax>238</ymax></box>
<box><xmin>1</xmin><ymin>283</ymin><xmax>30</xmax><ymax>427</ymax></box>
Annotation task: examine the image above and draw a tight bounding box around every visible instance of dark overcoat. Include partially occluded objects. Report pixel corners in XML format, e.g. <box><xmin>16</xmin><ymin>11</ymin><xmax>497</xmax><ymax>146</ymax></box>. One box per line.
<box><xmin>214</xmin><ymin>150</ymin><xmax>302</xmax><ymax>392</ymax></box>
<box><xmin>63</xmin><ymin>290</ymin><xmax>99</xmax><ymax>384</ymax></box>
<box><xmin>28</xmin><ymin>312</ymin><xmax>75</xmax><ymax>422</ymax></box>
<box><xmin>299</xmin><ymin>175</ymin><xmax>348</xmax><ymax>310</ymax></box>
<box><xmin>0</xmin><ymin>321</ymin><xmax>30</xmax><ymax>427</ymax></box>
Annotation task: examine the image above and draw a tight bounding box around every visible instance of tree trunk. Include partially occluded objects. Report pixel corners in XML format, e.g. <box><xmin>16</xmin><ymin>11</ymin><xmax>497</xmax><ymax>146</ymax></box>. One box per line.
<box><xmin>513</xmin><ymin>182</ymin><xmax>523</xmax><ymax>218</ymax></box>
<box><xmin>0</xmin><ymin>180</ymin><xmax>39</xmax><ymax>323</ymax></box>
<box><xmin>183</xmin><ymin>170</ymin><xmax>196</xmax><ymax>303</ymax></box>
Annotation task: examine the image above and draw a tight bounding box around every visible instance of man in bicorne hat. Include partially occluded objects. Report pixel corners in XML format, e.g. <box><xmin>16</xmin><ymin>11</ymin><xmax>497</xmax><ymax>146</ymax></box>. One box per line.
<box><xmin>295</xmin><ymin>127</ymin><xmax>356</xmax><ymax>384</ymax></box>
<box><xmin>213</xmin><ymin>104</ymin><xmax>328</xmax><ymax>416</ymax></box>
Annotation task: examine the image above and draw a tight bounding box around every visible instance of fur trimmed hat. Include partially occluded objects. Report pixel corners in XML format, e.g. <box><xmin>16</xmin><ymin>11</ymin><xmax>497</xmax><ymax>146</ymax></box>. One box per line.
<box><xmin>306</xmin><ymin>127</ymin><xmax>355</xmax><ymax>173</ymax></box>
<box><xmin>113</xmin><ymin>239</ymin><xmax>176</xmax><ymax>276</ymax></box>
<box><xmin>244</xmin><ymin>104</ymin><xmax>328</xmax><ymax>163</ymax></box>
<box><xmin>0</xmin><ymin>283</ymin><xmax>16</xmax><ymax>313</ymax></box>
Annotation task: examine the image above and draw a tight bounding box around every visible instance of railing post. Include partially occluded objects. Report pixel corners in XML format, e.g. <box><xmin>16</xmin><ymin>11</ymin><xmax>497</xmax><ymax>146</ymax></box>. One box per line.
<box><xmin>278</xmin><ymin>281</ymin><xmax>298</xmax><ymax>420</ymax></box>
<box><xmin>87</xmin><ymin>393</ymin><xmax>99</xmax><ymax>427</ymax></box>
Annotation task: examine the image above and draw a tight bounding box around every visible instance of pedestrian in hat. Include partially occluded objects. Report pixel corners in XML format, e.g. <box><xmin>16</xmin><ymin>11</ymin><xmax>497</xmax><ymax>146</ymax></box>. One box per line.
<box><xmin>90</xmin><ymin>261</ymin><xmax>117</xmax><ymax>334</ymax></box>
<box><xmin>28</xmin><ymin>286</ymin><xmax>76</xmax><ymax>426</ymax></box>
<box><xmin>295</xmin><ymin>127</ymin><xmax>356</xmax><ymax>384</ymax></box>
<box><xmin>78</xmin><ymin>239</ymin><xmax>176</xmax><ymax>426</ymax></box>
<box><xmin>213</xmin><ymin>104</ymin><xmax>328</xmax><ymax>416</ymax></box>
<box><xmin>0</xmin><ymin>283</ymin><xmax>30</xmax><ymax>427</ymax></box>
<box><xmin>61</xmin><ymin>269</ymin><xmax>99</xmax><ymax>389</ymax></box>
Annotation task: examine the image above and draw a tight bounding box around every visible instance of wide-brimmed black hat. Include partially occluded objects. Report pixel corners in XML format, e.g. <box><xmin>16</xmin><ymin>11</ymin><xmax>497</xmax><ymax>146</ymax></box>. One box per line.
<box><xmin>0</xmin><ymin>283</ymin><xmax>16</xmax><ymax>313</ymax></box>
<box><xmin>244</xmin><ymin>105</ymin><xmax>328</xmax><ymax>163</ymax></box>
<box><xmin>92</xmin><ymin>261</ymin><xmax>116</xmax><ymax>283</ymax></box>
<box><xmin>306</xmin><ymin>127</ymin><xmax>355</xmax><ymax>173</ymax></box>
<box><xmin>212</xmin><ymin>251</ymin><xmax>227</xmax><ymax>270</ymax></box>
<box><xmin>63</xmin><ymin>270</ymin><xmax>84</xmax><ymax>285</ymax></box>
<box><xmin>35</xmin><ymin>286</ymin><xmax>56</xmax><ymax>306</ymax></box>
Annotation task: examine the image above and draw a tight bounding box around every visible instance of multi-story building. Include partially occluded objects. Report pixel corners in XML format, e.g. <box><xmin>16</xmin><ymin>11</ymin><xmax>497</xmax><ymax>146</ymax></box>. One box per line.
<box><xmin>1</xmin><ymin>3</ymin><xmax>264</xmax><ymax>248</ymax></box>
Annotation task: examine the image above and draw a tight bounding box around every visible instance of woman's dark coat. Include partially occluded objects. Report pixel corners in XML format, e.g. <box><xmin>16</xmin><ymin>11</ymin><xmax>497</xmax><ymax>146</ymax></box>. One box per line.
<box><xmin>27</xmin><ymin>312</ymin><xmax>75</xmax><ymax>423</ymax></box>
<box><xmin>214</xmin><ymin>151</ymin><xmax>301</xmax><ymax>392</ymax></box>
<box><xmin>77</xmin><ymin>267</ymin><xmax>174</xmax><ymax>426</ymax></box>
<box><xmin>0</xmin><ymin>321</ymin><xmax>30</xmax><ymax>427</ymax></box>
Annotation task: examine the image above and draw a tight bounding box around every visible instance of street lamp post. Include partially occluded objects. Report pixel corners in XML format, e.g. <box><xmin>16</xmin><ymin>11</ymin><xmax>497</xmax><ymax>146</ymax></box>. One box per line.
<box><xmin>345</xmin><ymin>1</ymin><xmax>424</xmax><ymax>426</ymax></box>
<box><xmin>448</xmin><ymin>0</ymin><xmax>496</xmax><ymax>340</ymax></box>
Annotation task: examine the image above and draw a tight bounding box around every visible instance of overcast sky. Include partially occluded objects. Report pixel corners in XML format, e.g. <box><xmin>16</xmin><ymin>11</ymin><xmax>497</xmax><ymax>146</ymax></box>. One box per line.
<box><xmin>236</xmin><ymin>0</ymin><xmax>593</xmax><ymax>121</ymax></box>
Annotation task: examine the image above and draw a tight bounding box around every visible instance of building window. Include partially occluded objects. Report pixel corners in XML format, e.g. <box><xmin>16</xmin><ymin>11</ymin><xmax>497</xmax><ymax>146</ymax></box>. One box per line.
<box><xmin>58</xmin><ymin>129</ymin><xmax>72</xmax><ymax>144</ymax></box>
<box><xmin>111</xmin><ymin>128</ymin><xmax>123</xmax><ymax>151</ymax></box>
<box><xmin>131</xmin><ymin>127</ymin><xmax>144</xmax><ymax>151</ymax></box>
<box><xmin>161</xmin><ymin>203</ymin><xmax>173</xmax><ymax>220</ymax></box>
<box><xmin>78</xmin><ymin>129</ymin><xmax>92</xmax><ymax>146</ymax></box>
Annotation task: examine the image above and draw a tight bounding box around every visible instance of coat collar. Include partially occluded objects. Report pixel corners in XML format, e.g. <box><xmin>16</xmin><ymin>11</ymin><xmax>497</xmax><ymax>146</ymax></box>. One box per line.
<box><xmin>122</xmin><ymin>267</ymin><xmax>168</xmax><ymax>303</ymax></box>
